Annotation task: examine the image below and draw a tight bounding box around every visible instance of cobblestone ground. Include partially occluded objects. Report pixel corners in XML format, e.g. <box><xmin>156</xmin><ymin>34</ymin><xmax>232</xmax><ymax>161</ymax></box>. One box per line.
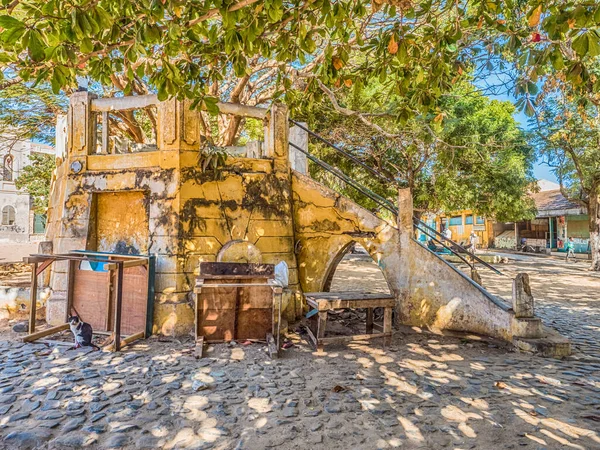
<box><xmin>0</xmin><ymin>253</ymin><xmax>598</xmax><ymax>450</ymax></box>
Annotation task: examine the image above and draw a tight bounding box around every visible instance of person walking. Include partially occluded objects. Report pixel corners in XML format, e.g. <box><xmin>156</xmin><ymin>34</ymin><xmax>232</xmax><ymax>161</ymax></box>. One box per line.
<box><xmin>469</xmin><ymin>231</ymin><xmax>478</xmax><ymax>254</ymax></box>
<box><xmin>565</xmin><ymin>237</ymin><xmax>576</xmax><ymax>262</ymax></box>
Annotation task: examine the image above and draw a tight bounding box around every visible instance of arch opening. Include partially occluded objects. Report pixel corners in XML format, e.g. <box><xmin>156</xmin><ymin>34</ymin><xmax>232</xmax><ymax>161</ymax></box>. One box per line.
<box><xmin>323</xmin><ymin>241</ymin><xmax>391</xmax><ymax>294</ymax></box>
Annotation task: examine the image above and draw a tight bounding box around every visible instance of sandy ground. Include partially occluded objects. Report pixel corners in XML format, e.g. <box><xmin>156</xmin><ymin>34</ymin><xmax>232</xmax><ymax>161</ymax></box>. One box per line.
<box><xmin>0</xmin><ymin>252</ymin><xmax>598</xmax><ymax>449</ymax></box>
<box><xmin>0</xmin><ymin>243</ymin><xmax>38</xmax><ymax>264</ymax></box>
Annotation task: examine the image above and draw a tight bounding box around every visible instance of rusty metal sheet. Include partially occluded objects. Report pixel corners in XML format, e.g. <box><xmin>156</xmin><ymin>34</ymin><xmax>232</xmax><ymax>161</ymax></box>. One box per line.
<box><xmin>120</xmin><ymin>265</ymin><xmax>148</xmax><ymax>335</ymax></box>
<box><xmin>199</xmin><ymin>262</ymin><xmax>274</xmax><ymax>278</ymax></box>
<box><xmin>72</xmin><ymin>268</ymin><xmax>111</xmax><ymax>332</ymax></box>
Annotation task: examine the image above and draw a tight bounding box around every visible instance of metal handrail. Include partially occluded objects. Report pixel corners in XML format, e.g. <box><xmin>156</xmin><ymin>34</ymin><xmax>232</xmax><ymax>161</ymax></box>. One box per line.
<box><xmin>289</xmin><ymin>121</ymin><xmax>505</xmax><ymax>277</ymax></box>
<box><xmin>289</xmin><ymin>142</ymin><xmax>398</xmax><ymax>216</ymax></box>
<box><xmin>414</xmin><ymin>223</ymin><xmax>475</xmax><ymax>269</ymax></box>
<box><xmin>289</xmin><ymin>119</ymin><xmax>395</xmax><ymax>185</ymax></box>
<box><xmin>413</xmin><ymin>217</ymin><xmax>506</xmax><ymax>276</ymax></box>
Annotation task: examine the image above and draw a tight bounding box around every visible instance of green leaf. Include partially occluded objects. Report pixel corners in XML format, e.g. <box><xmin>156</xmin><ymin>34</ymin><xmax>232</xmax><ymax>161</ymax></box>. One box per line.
<box><xmin>203</xmin><ymin>96</ymin><xmax>219</xmax><ymax>115</ymax></box>
<box><xmin>0</xmin><ymin>15</ymin><xmax>23</xmax><ymax>30</ymax></box>
<box><xmin>572</xmin><ymin>33</ymin><xmax>589</xmax><ymax>57</ymax></box>
<box><xmin>587</xmin><ymin>31</ymin><xmax>600</xmax><ymax>57</ymax></box>
<box><xmin>79</xmin><ymin>37</ymin><xmax>93</xmax><ymax>53</ymax></box>
<box><xmin>1</xmin><ymin>25</ymin><xmax>25</xmax><ymax>45</ymax></box>
<box><xmin>28</xmin><ymin>30</ymin><xmax>45</xmax><ymax>62</ymax></box>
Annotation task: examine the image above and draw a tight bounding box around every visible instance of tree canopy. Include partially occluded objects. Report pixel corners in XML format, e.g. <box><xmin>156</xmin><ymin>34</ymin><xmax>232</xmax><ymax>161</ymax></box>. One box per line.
<box><xmin>1</xmin><ymin>0</ymin><xmax>600</xmax><ymax>124</ymax></box>
<box><xmin>533</xmin><ymin>87</ymin><xmax>600</xmax><ymax>269</ymax></box>
<box><xmin>296</xmin><ymin>81</ymin><xmax>535</xmax><ymax>221</ymax></box>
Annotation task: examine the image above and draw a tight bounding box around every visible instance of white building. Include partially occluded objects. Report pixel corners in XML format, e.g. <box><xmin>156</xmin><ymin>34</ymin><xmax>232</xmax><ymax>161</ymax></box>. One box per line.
<box><xmin>0</xmin><ymin>138</ymin><xmax>55</xmax><ymax>243</ymax></box>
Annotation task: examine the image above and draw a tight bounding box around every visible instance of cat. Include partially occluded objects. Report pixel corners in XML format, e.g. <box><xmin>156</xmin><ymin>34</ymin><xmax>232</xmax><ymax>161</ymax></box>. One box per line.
<box><xmin>68</xmin><ymin>316</ymin><xmax>100</xmax><ymax>350</ymax></box>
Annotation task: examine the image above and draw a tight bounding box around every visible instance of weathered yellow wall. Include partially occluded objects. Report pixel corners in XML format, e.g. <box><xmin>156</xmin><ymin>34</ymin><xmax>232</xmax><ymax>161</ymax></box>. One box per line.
<box><xmin>45</xmin><ymin>96</ymin><xmax>300</xmax><ymax>336</ymax></box>
<box><xmin>44</xmin><ymin>93</ymin><xmax>556</xmax><ymax>349</ymax></box>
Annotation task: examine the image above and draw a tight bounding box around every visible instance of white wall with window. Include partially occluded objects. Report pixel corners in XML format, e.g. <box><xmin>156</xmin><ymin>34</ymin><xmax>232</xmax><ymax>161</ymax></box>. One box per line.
<box><xmin>0</xmin><ymin>138</ymin><xmax>55</xmax><ymax>243</ymax></box>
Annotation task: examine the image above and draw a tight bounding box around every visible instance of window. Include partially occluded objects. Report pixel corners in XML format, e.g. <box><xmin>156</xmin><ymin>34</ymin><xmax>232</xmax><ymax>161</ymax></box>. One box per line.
<box><xmin>3</xmin><ymin>154</ymin><xmax>13</xmax><ymax>181</ymax></box>
<box><xmin>476</xmin><ymin>216</ymin><xmax>485</xmax><ymax>225</ymax></box>
<box><xmin>465</xmin><ymin>215</ymin><xmax>474</xmax><ymax>225</ymax></box>
<box><xmin>449</xmin><ymin>216</ymin><xmax>463</xmax><ymax>226</ymax></box>
<box><xmin>33</xmin><ymin>213</ymin><xmax>46</xmax><ymax>234</ymax></box>
<box><xmin>2</xmin><ymin>205</ymin><xmax>15</xmax><ymax>225</ymax></box>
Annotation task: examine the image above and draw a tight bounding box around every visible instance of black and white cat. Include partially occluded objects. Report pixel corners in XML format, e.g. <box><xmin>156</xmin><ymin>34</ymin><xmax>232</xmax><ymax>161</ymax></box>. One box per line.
<box><xmin>68</xmin><ymin>316</ymin><xmax>100</xmax><ymax>350</ymax></box>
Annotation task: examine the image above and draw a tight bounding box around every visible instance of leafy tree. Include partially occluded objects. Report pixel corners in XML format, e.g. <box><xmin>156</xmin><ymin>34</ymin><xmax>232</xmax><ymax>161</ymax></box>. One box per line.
<box><xmin>0</xmin><ymin>0</ymin><xmax>599</xmax><ymax>126</ymax></box>
<box><xmin>0</xmin><ymin>83</ymin><xmax>66</xmax><ymax>145</ymax></box>
<box><xmin>294</xmin><ymin>82</ymin><xmax>536</xmax><ymax>221</ymax></box>
<box><xmin>532</xmin><ymin>92</ymin><xmax>600</xmax><ymax>270</ymax></box>
<box><xmin>15</xmin><ymin>152</ymin><xmax>56</xmax><ymax>216</ymax></box>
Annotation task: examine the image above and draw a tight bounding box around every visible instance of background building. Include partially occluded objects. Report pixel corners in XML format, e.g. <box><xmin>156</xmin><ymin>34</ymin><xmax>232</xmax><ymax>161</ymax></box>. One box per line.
<box><xmin>0</xmin><ymin>138</ymin><xmax>54</xmax><ymax>243</ymax></box>
<box><xmin>492</xmin><ymin>180</ymin><xmax>589</xmax><ymax>253</ymax></box>
<box><xmin>434</xmin><ymin>210</ymin><xmax>493</xmax><ymax>248</ymax></box>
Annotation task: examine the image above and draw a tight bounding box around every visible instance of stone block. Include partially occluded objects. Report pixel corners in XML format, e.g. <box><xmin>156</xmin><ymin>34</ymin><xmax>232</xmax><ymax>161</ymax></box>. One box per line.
<box><xmin>255</xmin><ymin>236</ymin><xmax>294</xmax><ymax>254</ymax></box>
<box><xmin>46</xmin><ymin>293</ymin><xmax>67</xmax><ymax>325</ymax></box>
<box><xmin>512</xmin><ymin>273</ymin><xmax>534</xmax><ymax>318</ymax></box>
<box><xmin>154</xmin><ymin>273</ymin><xmax>191</xmax><ymax>294</ymax></box>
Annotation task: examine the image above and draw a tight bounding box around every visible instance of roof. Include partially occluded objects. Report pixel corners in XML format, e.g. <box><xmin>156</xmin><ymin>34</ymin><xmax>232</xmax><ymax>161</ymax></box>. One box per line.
<box><xmin>532</xmin><ymin>189</ymin><xmax>587</xmax><ymax>217</ymax></box>
<box><xmin>537</xmin><ymin>179</ymin><xmax>560</xmax><ymax>192</ymax></box>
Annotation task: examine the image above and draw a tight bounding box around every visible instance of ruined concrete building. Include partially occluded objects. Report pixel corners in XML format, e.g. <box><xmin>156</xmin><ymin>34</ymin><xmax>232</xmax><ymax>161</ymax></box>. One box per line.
<box><xmin>43</xmin><ymin>92</ymin><xmax>569</xmax><ymax>356</ymax></box>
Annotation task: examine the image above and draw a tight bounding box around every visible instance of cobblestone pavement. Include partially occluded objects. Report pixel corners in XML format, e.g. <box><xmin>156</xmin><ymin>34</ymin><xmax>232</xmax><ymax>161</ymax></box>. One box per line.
<box><xmin>476</xmin><ymin>254</ymin><xmax>600</xmax><ymax>358</ymax></box>
<box><xmin>0</xmin><ymin>253</ymin><xmax>598</xmax><ymax>450</ymax></box>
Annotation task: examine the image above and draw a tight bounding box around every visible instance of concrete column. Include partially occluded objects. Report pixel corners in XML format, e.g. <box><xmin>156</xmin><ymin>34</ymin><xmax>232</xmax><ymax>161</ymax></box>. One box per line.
<box><xmin>397</xmin><ymin>188</ymin><xmax>413</xmax><ymax>240</ymax></box>
<box><xmin>157</xmin><ymin>99</ymin><xmax>200</xmax><ymax>151</ymax></box>
<box><xmin>267</xmin><ymin>103</ymin><xmax>290</xmax><ymax>172</ymax></box>
<box><xmin>512</xmin><ymin>272</ymin><xmax>534</xmax><ymax>318</ymax></box>
<box><xmin>289</xmin><ymin>123</ymin><xmax>308</xmax><ymax>174</ymax></box>
<box><xmin>67</xmin><ymin>91</ymin><xmax>96</xmax><ymax>160</ymax></box>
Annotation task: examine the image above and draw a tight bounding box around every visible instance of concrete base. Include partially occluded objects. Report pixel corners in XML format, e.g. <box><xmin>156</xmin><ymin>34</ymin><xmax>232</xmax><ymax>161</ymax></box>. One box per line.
<box><xmin>513</xmin><ymin>326</ymin><xmax>572</xmax><ymax>358</ymax></box>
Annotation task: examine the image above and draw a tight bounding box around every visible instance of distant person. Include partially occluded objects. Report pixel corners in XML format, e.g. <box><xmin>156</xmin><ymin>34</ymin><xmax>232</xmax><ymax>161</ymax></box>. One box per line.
<box><xmin>469</xmin><ymin>232</ymin><xmax>478</xmax><ymax>254</ymax></box>
<box><xmin>565</xmin><ymin>237</ymin><xmax>576</xmax><ymax>262</ymax></box>
<box><xmin>443</xmin><ymin>227</ymin><xmax>452</xmax><ymax>241</ymax></box>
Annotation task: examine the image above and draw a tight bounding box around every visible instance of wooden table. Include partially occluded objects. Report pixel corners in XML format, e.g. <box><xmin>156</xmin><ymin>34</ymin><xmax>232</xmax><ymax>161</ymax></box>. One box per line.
<box><xmin>304</xmin><ymin>292</ymin><xmax>395</xmax><ymax>352</ymax></box>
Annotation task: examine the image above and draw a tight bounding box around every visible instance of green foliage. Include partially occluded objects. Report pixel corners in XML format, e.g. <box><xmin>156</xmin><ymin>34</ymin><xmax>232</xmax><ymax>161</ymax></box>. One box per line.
<box><xmin>14</xmin><ymin>152</ymin><xmax>56</xmax><ymax>215</ymax></box>
<box><xmin>295</xmin><ymin>82</ymin><xmax>536</xmax><ymax>221</ymax></box>
<box><xmin>532</xmin><ymin>94</ymin><xmax>600</xmax><ymax>203</ymax></box>
<box><xmin>0</xmin><ymin>83</ymin><xmax>67</xmax><ymax>144</ymax></box>
<box><xmin>197</xmin><ymin>141</ymin><xmax>231</xmax><ymax>180</ymax></box>
<box><xmin>0</xmin><ymin>0</ymin><xmax>598</xmax><ymax>124</ymax></box>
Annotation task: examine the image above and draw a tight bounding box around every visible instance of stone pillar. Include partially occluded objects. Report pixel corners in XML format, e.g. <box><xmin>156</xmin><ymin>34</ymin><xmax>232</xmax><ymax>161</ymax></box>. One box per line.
<box><xmin>157</xmin><ymin>99</ymin><xmax>200</xmax><ymax>152</ymax></box>
<box><xmin>289</xmin><ymin>123</ymin><xmax>308</xmax><ymax>174</ymax></box>
<box><xmin>512</xmin><ymin>272</ymin><xmax>534</xmax><ymax>318</ymax></box>
<box><xmin>67</xmin><ymin>91</ymin><xmax>95</xmax><ymax>157</ymax></box>
<box><xmin>397</xmin><ymin>188</ymin><xmax>413</xmax><ymax>246</ymax></box>
<box><xmin>267</xmin><ymin>103</ymin><xmax>290</xmax><ymax>172</ymax></box>
<box><xmin>55</xmin><ymin>114</ymin><xmax>68</xmax><ymax>160</ymax></box>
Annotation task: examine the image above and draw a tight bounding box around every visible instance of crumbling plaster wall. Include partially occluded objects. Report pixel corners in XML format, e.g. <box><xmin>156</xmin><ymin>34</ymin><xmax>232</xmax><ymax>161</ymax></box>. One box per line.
<box><xmin>46</xmin><ymin>92</ymin><xmax>543</xmax><ymax>343</ymax></box>
<box><xmin>292</xmin><ymin>172</ymin><xmax>542</xmax><ymax>342</ymax></box>
<box><xmin>45</xmin><ymin>95</ymin><xmax>301</xmax><ymax>336</ymax></box>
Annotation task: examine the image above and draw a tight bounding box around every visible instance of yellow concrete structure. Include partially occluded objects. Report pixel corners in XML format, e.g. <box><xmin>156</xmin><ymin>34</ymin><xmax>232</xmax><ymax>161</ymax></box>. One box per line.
<box><xmin>42</xmin><ymin>92</ymin><xmax>569</xmax><ymax>355</ymax></box>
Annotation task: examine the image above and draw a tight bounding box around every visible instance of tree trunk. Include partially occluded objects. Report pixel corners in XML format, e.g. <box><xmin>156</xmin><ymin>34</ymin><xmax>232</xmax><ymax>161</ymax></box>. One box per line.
<box><xmin>589</xmin><ymin>182</ymin><xmax>600</xmax><ymax>271</ymax></box>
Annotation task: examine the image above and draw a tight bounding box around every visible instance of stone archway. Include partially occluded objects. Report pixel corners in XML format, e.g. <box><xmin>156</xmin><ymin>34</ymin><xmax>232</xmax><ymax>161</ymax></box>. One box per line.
<box><xmin>322</xmin><ymin>240</ymin><xmax>392</xmax><ymax>294</ymax></box>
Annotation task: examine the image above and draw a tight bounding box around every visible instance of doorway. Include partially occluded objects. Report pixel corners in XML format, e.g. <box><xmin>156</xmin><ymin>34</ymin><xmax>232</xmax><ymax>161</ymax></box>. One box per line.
<box><xmin>89</xmin><ymin>191</ymin><xmax>149</xmax><ymax>255</ymax></box>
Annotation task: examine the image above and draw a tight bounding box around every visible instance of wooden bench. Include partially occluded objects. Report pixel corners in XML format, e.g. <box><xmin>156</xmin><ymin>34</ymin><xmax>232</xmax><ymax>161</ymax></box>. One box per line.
<box><xmin>304</xmin><ymin>292</ymin><xmax>395</xmax><ymax>352</ymax></box>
